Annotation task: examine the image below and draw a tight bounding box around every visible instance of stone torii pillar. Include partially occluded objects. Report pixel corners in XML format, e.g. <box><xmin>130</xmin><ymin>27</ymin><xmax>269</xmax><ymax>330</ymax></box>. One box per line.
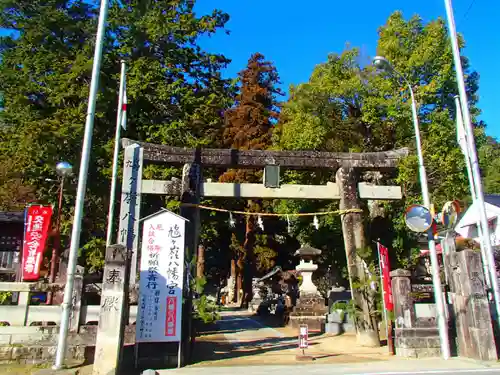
<box><xmin>337</xmin><ymin>166</ymin><xmax>380</xmax><ymax>347</ymax></box>
<box><xmin>119</xmin><ymin>139</ymin><xmax>408</xmax><ymax>349</ymax></box>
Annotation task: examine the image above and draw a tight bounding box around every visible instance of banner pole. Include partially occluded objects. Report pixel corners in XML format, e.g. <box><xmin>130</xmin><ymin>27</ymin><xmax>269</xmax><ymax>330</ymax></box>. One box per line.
<box><xmin>377</xmin><ymin>241</ymin><xmax>390</xmax><ymax>353</ymax></box>
<box><xmin>106</xmin><ymin>60</ymin><xmax>126</xmax><ymax>247</ymax></box>
<box><xmin>177</xmin><ymin>341</ymin><xmax>182</xmax><ymax>369</ymax></box>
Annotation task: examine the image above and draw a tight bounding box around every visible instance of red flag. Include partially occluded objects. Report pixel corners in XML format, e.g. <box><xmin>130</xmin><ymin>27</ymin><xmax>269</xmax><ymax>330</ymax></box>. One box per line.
<box><xmin>378</xmin><ymin>243</ymin><xmax>394</xmax><ymax>312</ymax></box>
<box><xmin>22</xmin><ymin>205</ymin><xmax>53</xmax><ymax>281</ymax></box>
<box><xmin>120</xmin><ymin>74</ymin><xmax>127</xmax><ymax>130</ymax></box>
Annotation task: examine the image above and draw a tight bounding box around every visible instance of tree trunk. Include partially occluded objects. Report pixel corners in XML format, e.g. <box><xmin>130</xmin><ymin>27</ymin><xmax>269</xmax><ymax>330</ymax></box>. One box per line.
<box><xmin>241</xmin><ymin>211</ymin><xmax>255</xmax><ymax>308</ymax></box>
<box><xmin>196</xmin><ymin>244</ymin><xmax>205</xmax><ymax>279</ymax></box>
<box><xmin>236</xmin><ymin>258</ymin><xmax>243</xmax><ymax>304</ymax></box>
<box><xmin>231</xmin><ymin>259</ymin><xmax>237</xmax><ymax>303</ymax></box>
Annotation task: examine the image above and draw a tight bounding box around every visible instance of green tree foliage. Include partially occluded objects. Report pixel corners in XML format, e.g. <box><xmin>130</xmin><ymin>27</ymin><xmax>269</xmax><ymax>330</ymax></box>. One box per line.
<box><xmin>0</xmin><ymin>0</ymin><xmax>234</xmax><ymax>271</ymax></box>
<box><xmin>479</xmin><ymin>136</ymin><xmax>500</xmax><ymax>194</ymax></box>
<box><xmin>274</xmin><ymin>11</ymin><xmax>485</xmax><ymax>271</ymax></box>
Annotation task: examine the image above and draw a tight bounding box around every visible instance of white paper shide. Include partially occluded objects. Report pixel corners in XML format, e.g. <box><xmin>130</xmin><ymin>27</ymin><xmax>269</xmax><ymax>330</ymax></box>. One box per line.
<box><xmin>136</xmin><ymin>210</ymin><xmax>186</xmax><ymax>343</ymax></box>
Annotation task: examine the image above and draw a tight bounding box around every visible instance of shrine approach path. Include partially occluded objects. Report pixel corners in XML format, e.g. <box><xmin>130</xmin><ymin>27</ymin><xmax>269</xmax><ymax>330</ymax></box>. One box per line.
<box><xmin>190</xmin><ymin>309</ymin><xmax>389</xmax><ymax>367</ymax></box>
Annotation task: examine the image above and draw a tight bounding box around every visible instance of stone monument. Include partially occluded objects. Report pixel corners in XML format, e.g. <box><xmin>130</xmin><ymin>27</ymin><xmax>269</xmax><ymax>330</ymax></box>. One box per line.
<box><xmin>288</xmin><ymin>245</ymin><xmax>327</xmax><ymax>332</ymax></box>
<box><xmin>93</xmin><ymin>245</ymin><xmax>131</xmax><ymax>375</ymax></box>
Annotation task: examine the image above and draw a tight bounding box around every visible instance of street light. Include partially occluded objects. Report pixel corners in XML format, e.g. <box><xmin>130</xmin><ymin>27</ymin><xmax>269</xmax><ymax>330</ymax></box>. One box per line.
<box><xmin>56</xmin><ymin>161</ymin><xmax>73</xmax><ymax>178</ymax></box>
<box><xmin>373</xmin><ymin>56</ymin><xmax>451</xmax><ymax>359</ymax></box>
<box><xmin>47</xmin><ymin>162</ymin><xmax>73</xmax><ymax>305</ymax></box>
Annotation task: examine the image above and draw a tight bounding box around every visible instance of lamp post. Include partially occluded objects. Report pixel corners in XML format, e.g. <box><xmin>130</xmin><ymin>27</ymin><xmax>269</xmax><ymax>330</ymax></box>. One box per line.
<box><xmin>373</xmin><ymin>56</ymin><xmax>451</xmax><ymax>359</ymax></box>
<box><xmin>47</xmin><ymin>162</ymin><xmax>73</xmax><ymax>305</ymax></box>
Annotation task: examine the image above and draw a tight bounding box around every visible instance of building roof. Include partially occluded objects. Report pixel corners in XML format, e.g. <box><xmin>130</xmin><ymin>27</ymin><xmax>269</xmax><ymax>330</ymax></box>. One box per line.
<box><xmin>455</xmin><ymin>195</ymin><xmax>500</xmax><ymax>230</ymax></box>
<box><xmin>485</xmin><ymin>194</ymin><xmax>500</xmax><ymax>208</ymax></box>
<box><xmin>0</xmin><ymin>212</ymin><xmax>24</xmax><ymax>223</ymax></box>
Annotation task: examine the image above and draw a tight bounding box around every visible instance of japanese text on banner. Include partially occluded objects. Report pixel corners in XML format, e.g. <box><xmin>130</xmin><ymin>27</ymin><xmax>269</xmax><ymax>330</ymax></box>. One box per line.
<box><xmin>379</xmin><ymin>244</ymin><xmax>394</xmax><ymax>312</ymax></box>
<box><xmin>22</xmin><ymin>205</ymin><xmax>53</xmax><ymax>281</ymax></box>
<box><xmin>136</xmin><ymin>210</ymin><xmax>185</xmax><ymax>344</ymax></box>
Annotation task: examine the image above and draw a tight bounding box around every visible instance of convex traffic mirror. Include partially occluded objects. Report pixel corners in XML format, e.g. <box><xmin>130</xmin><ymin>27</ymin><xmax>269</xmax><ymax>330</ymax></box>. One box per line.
<box><xmin>405</xmin><ymin>204</ymin><xmax>433</xmax><ymax>233</ymax></box>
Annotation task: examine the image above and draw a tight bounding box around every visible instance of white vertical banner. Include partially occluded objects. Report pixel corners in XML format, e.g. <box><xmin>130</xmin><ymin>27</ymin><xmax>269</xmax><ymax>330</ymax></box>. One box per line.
<box><xmin>136</xmin><ymin>210</ymin><xmax>187</xmax><ymax>343</ymax></box>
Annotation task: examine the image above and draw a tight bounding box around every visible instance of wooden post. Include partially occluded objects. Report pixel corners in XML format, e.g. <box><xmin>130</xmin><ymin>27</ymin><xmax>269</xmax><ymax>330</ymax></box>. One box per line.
<box><xmin>337</xmin><ymin>167</ymin><xmax>380</xmax><ymax>347</ymax></box>
<box><xmin>179</xmin><ymin>163</ymin><xmax>202</xmax><ymax>365</ymax></box>
<box><xmin>387</xmin><ymin>320</ymin><xmax>395</xmax><ymax>355</ymax></box>
<box><xmin>93</xmin><ymin>245</ymin><xmax>130</xmax><ymax>375</ymax></box>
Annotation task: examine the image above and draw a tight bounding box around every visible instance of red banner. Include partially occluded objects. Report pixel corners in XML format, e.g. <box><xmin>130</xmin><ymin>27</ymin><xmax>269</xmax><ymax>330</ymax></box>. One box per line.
<box><xmin>378</xmin><ymin>243</ymin><xmax>394</xmax><ymax>312</ymax></box>
<box><xmin>22</xmin><ymin>205</ymin><xmax>53</xmax><ymax>281</ymax></box>
<box><xmin>165</xmin><ymin>296</ymin><xmax>177</xmax><ymax>337</ymax></box>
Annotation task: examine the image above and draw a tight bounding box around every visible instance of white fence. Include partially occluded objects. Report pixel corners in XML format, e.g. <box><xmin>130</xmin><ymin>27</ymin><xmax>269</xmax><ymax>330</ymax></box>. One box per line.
<box><xmin>0</xmin><ymin>282</ymin><xmax>137</xmax><ymax>327</ymax></box>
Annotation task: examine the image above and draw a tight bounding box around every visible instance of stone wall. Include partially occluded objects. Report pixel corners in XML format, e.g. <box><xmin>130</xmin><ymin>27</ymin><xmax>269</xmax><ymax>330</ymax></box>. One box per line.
<box><xmin>445</xmin><ymin>243</ymin><xmax>497</xmax><ymax>361</ymax></box>
<box><xmin>394</xmin><ymin>327</ymin><xmax>441</xmax><ymax>358</ymax></box>
<box><xmin>0</xmin><ymin>325</ymin><xmax>137</xmax><ymax>364</ymax></box>
<box><xmin>390</xmin><ymin>246</ymin><xmax>498</xmax><ymax>360</ymax></box>
<box><xmin>390</xmin><ymin>269</ymin><xmax>445</xmax><ymax>358</ymax></box>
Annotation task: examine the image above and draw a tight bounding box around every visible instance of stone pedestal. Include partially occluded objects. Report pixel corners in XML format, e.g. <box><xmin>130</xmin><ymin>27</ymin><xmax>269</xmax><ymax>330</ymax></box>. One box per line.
<box><xmin>289</xmin><ymin>293</ymin><xmax>327</xmax><ymax>332</ymax></box>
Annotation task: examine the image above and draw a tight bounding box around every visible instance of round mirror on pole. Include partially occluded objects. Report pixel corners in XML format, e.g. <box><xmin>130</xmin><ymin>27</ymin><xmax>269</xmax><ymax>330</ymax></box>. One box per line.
<box><xmin>441</xmin><ymin>200</ymin><xmax>460</xmax><ymax>229</ymax></box>
<box><xmin>404</xmin><ymin>204</ymin><xmax>434</xmax><ymax>233</ymax></box>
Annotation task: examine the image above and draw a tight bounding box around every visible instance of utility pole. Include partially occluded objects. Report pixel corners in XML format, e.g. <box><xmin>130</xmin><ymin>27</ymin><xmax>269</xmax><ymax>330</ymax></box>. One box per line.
<box><xmin>443</xmin><ymin>0</ymin><xmax>500</xmax><ymax>330</ymax></box>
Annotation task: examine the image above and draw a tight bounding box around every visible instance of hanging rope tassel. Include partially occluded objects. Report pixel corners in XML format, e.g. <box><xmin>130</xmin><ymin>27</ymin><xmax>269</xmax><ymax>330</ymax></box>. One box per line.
<box><xmin>181</xmin><ymin>203</ymin><xmax>362</xmax><ymax>217</ymax></box>
<box><xmin>313</xmin><ymin>215</ymin><xmax>319</xmax><ymax>230</ymax></box>
<box><xmin>257</xmin><ymin>215</ymin><xmax>264</xmax><ymax>231</ymax></box>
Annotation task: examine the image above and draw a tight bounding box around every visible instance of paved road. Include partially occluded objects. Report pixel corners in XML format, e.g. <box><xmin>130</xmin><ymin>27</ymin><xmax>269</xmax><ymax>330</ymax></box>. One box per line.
<box><xmin>162</xmin><ymin>359</ymin><xmax>500</xmax><ymax>375</ymax></box>
<box><xmin>216</xmin><ymin>313</ymin><xmax>286</xmax><ymax>346</ymax></box>
<box><xmin>158</xmin><ymin>311</ymin><xmax>500</xmax><ymax>375</ymax></box>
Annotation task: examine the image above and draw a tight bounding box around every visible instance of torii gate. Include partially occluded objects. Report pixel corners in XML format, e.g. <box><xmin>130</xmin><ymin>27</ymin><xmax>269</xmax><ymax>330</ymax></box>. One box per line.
<box><xmin>117</xmin><ymin>138</ymin><xmax>408</xmax><ymax>348</ymax></box>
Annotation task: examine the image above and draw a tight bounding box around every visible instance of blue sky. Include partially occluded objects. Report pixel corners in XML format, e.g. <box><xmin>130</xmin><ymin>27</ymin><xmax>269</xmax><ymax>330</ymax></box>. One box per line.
<box><xmin>194</xmin><ymin>0</ymin><xmax>499</xmax><ymax>139</ymax></box>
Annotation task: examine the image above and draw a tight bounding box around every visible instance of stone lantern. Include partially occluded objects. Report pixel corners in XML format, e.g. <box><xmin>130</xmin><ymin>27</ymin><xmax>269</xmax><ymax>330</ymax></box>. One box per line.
<box><xmin>295</xmin><ymin>244</ymin><xmax>321</xmax><ymax>295</ymax></box>
<box><xmin>288</xmin><ymin>244</ymin><xmax>327</xmax><ymax>332</ymax></box>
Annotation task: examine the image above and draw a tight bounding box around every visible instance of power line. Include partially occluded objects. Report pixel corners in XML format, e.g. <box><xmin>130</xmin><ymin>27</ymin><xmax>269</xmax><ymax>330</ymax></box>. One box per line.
<box><xmin>458</xmin><ymin>0</ymin><xmax>479</xmax><ymax>27</ymax></box>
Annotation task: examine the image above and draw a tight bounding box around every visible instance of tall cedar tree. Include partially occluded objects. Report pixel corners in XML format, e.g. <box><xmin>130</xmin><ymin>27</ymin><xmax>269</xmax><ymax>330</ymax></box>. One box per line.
<box><xmin>220</xmin><ymin>53</ymin><xmax>283</xmax><ymax>306</ymax></box>
<box><xmin>0</xmin><ymin>0</ymin><xmax>234</xmax><ymax>271</ymax></box>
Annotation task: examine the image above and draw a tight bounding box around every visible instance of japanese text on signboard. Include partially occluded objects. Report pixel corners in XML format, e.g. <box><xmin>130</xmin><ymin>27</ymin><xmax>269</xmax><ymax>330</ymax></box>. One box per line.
<box><xmin>136</xmin><ymin>211</ymin><xmax>185</xmax><ymax>343</ymax></box>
